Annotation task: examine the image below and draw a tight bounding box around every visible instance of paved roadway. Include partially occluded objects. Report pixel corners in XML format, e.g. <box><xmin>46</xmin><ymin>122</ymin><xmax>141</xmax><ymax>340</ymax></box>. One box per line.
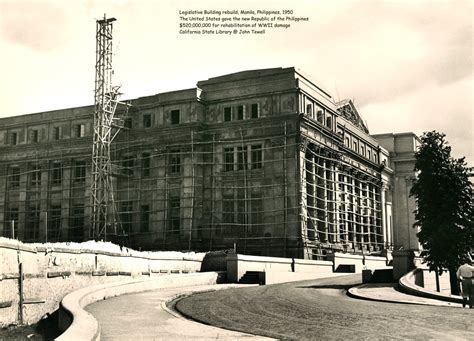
<box><xmin>176</xmin><ymin>275</ymin><xmax>474</xmax><ymax>340</ymax></box>
<box><xmin>85</xmin><ymin>284</ymin><xmax>272</xmax><ymax>340</ymax></box>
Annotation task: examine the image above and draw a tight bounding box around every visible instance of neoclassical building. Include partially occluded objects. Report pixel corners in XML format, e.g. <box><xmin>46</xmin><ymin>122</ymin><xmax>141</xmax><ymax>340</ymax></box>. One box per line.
<box><xmin>0</xmin><ymin>67</ymin><xmax>419</xmax><ymax>259</ymax></box>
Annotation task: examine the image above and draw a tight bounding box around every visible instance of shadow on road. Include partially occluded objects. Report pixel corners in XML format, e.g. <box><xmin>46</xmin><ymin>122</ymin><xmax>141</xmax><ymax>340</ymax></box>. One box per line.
<box><xmin>296</xmin><ymin>284</ymin><xmax>354</xmax><ymax>290</ymax></box>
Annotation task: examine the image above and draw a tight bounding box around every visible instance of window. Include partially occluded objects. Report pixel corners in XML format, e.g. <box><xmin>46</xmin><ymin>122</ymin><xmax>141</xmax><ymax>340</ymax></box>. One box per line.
<box><xmin>353</xmin><ymin>141</ymin><xmax>358</xmax><ymax>151</ymax></box>
<box><xmin>169</xmin><ymin>197</ymin><xmax>180</xmax><ymax>235</ymax></box>
<box><xmin>124</xmin><ymin>118</ymin><xmax>132</xmax><ymax>129</ymax></box>
<box><xmin>4</xmin><ymin>207</ymin><xmax>19</xmax><ymax>238</ymax></box>
<box><xmin>171</xmin><ymin>110</ymin><xmax>180</xmax><ymax>125</ymax></box>
<box><xmin>53</xmin><ymin>126</ymin><xmax>61</xmax><ymax>140</ymax></box>
<box><xmin>74</xmin><ymin>124</ymin><xmax>85</xmax><ymax>138</ymax></box>
<box><xmin>251</xmin><ymin>103</ymin><xmax>259</xmax><ymax>119</ymax></box>
<box><xmin>25</xmin><ymin>205</ymin><xmax>40</xmax><ymax>241</ymax></box>
<box><xmin>11</xmin><ymin>132</ymin><xmax>18</xmax><ymax>145</ymax></box>
<box><xmin>30</xmin><ymin>165</ymin><xmax>41</xmax><ymax>188</ymax></box>
<box><xmin>141</xmin><ymin>152</ymin><xmax>150</xmax><ymax>177</ymax></box>
<box><xmin>143</xmin><ymin>114</ymin><xmax>151</xmax><ymax>128</ymax></box>
<box><xmin>250</xmin><ymin>194</ymin><xmax>263</xmax><ymax>235</ymax></box>
<box><xmin>224</xmin><ymin>107</ymin><xmax>232</xmax><ymax>122</ymax></box>
<box><xmin>316</xmin><ymin>106</ymin><xmax>324</xmax><ymax>123</ymax></box>
<box><xmin>51</xmin><ymin>162</ymin><xmax>62</xmax><ymax>185</ymax></box>
<box><xmin>237</xmin><ymin>191</ymin><xmax>246</xmax><ymax>228</ymax></box>
<box><xmin>74</xmin><ymin>161</ymin><xmax>86</xmax><ymax>183</ymax></box>
<box><xmin>121</xmin><ymin>156</ymin><xmax>134</xmax><ymax>176</ymax></box>
<box><xmin>237</xmin><ymin>146</ymin><xmax>247</xmax><ymax>170</ymax></box>
<box><xmin>169</xmin><ymin>150</ymin><xmax>181</xmax><ymax>174</ymax></box>
<box><xmin>360</xmin><ymin>145</ymin><xmax>365</xmax><ymax>156</ymax></box>
<box><xmin>222</xmin><ymin>197</ymin><xmax>235</xmax><ymax>226</ymax></box>
<box><xmin>237</xmin><ymin>105</ymin><xmax>245</xmax><ymax>120</ymax></box>
<box><xmin>306</xmin><ymin>103</ymin><xmax>313</xmax><ymax>116</ymax></box>
<box><xmin>48</xmin><ymin>205</ymin><xmax>62</xmax><ymax>241</ymax></box>
<box><xmin>251</xmin><ymin>145</ymin><xmax>263</xmax><ymax>169</ymax></box>
<box><xmin>70</xmin><ymin>206</ymin><xmax>84</xmax><ymax>240</ymax></box>
<box><xmin>224</xmin><ymin>148</ymin><xmax>234</xmax><ymax>172</ymax></box>
<box><xmin>345</xmin><ymin>137</ymin><xmax>350</xmax><ymax>147</ymax></box>
<box><xmin>31</xmin><ymin>129</ymin><xmax>39</xmax><ymax>143</ymax></box>
<box><xmin>9</xmin><ymin>167</ymin><xmax>20</xmax><ymax>188</ymax></box>
<box><xmin>120</xmin><ymin>201</ymin><xmax>133</xmax><ymax>234</ymax></box>
<box><xmin>326</xmin><ymin>116</ymin><xmax>333</xmax><ymax>129</ymax></box>
<box><xmin>140</xmin><ymin>205</ymin><xmax>150</xmax><ymax>232</ymax></box>
<box><xmin>367</xmin><ymin>150</ymin><xmax>371</xmax><ymax>161</ymax></box>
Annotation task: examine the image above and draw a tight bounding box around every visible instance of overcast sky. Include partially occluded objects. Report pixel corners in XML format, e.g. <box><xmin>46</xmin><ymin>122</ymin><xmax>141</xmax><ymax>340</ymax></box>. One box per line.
<box><xmin>0</xmin><ymin>0</ymin><xmax>472</xmax><ymax>164</ymax></box>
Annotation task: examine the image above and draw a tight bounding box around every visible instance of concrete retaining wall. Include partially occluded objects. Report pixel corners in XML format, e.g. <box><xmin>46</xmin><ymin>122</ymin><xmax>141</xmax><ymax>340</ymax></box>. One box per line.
<box><xmin>57</xmin><ymin>272</ymin><xmax>224</xmax><ymax>341</ymax></box>
<box><xmin>399</xmin><ymin>268</ymin><xmax>461</xmax><ymax>304</ymax></box>
<box><xmin>0</xmin><ymin>238</ymin><xmax>204</xmax><ymax>327</ymax></box>
<box><xmin>227</xmin><ymin>253</ymin><xmax>334</xmax><ymax>283</ymax></box>
<box><xmin>327</xmin><ymin>252</ymin><xmax>388</xmax><ymax>273</ymax></box>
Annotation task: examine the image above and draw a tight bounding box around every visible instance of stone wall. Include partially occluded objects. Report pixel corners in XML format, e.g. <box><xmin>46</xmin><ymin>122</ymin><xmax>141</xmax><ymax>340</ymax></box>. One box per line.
<box><xmin>0</xmin><ymin>238</ymin><xmax>204</xmax><ymax>327</ymax></box>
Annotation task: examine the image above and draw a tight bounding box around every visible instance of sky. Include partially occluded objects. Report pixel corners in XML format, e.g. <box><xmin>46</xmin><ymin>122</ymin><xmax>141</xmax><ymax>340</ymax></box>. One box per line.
<box><xmin>0</xmin><ymin>0</ymin><xmax>472</xmax><ymax>164</ymax></box>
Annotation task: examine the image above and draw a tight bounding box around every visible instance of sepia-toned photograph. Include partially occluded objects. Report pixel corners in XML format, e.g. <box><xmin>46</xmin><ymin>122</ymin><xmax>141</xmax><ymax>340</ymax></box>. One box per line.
<box><xmin>0</xmin><ymin>0</ymin><xmax>472</xmax><ymax>339</ymax></box>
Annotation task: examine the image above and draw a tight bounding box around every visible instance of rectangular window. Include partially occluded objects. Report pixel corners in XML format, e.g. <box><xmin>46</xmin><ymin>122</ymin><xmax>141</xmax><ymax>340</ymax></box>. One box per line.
<box><xmin>140</xmin><ymin>205</ymin><xmax>150</xmax><ymax>232</ymax></box>
<box><xmin>326</xmin><ymin>116</ymin><xmax>333</xmax><ymax>129</ymax></box>
<box><xmin>367</xmin><ymin>150</ymin><xmax>371</xmax><ymax>161</ymax></box>
<box><xmin>143</xmin><ymin>114</ymin><xmax>151</xmax><ymax>128</ymax></box>
<box><xmin>25</xmin><ymin>205</ymin><xmax>40</xmax><ymax>241</ymax></box>
<box><xmin>30</xmin><ymin>165</ymin><xmax>41</xmax><ymax>188</ymax></box>
<box><xmin>306</xmin><ymin>103</ymin><xmax>313</xmax><ymax>116</ymax></box>
<box><xmin>224</xmin><ymin>147</ymin><xmax>234</xmax><ymax>172</ymax></box>
<box><xmin>122</xmin><ymin>156</ymin><xmax>134</xmax><ymax>176</ymax></box>
<box><xmin>120</xmin><ymin>201</ymin><xmax>133</xmax><ymax>234</ymax></box>
<box><xmin>171</xmin><ymin>110</ymin><xmax>180</xmax><ymax>125</ymax></box>
<box><xmin>250</xmin><ymin>194</ymin><xmax>263</xmax><ymax>235</ymax></box>
<box><xmin>75</xmin><ymin>124</ymin><xmax>85</xmax><ymax>138</ymax></box>
<box><xmin>51</xmin><ymin>162</ymin><xmax>62</xmax><ymax>185</ymax></box>
<box><xmin>251</xmin><ymin>145</ymin><xmax>263</xmax><ymax>169</ymax></box>
<box><xmin>169</xmin><ymin>197</ymin><xmax>180</xmax><ymax>235</ymax></box>
<box><xmin>237</xmin><ymin>191</ymin><xmax>246</xmax><ymax>229</ymax></box>
<box><xmin>222</xmin><ymin>197</ymin><xmax>235</xmax><ymax>226</ymax></box>
<box><xmin>74</xmin><ymin>161</ymin><xmax>86</xmax><ymax>183</ymax></box>
<box><xmin>237</xmin><ymin>105</ymin><xmax>245</xmax><ymax>120</ymax></box>
<box><xmin>237</xmin><ymin>146</ymin><xmax>247</xmax><ymax>170</ymax></box>
<box><xmin>48</xmin><ymin>205</ymin><xmax>62</xmax><ymax>241</ymax></box>
<box><xmin>141</xmin><ymin>152</ymin><xmax>150</xmax><ymax>177</ymax></box>
<box><xmin>316</xmin><ymin>105</ymin><xmax>324</xmax><ymax>123</ymax></box>
<box><xmin>4</xmin><ymin>207</ymin><xmax>19</xmax><ymax>238</ymax></box>
<box><xmin>11</xmin><ymin>132</ymin><xmax>18</xmax><ymax>145</ymax></box>
<box><xmin>53</xmin><ymin>126</ymin><xmax>61</xmax><ymax>140</ymax></box>
<box><xmin>251</xmin><ymin>103</ymin><xmax>259</xmax><ymax>119</ymax></box>
<box><xmin>31</xmin><ymin>129</ymin><xmax>39</xmax><ymax>143</ymax></box>
<box><xmin>9</xmin><ymin>167</ymin><xmax>20</xmax><ymax>188</ymax></box>
<box><xmin>169</xmin><ymin>150</ymin><xmax>181</xmax><ymax>174</ymax></box>
<box><xmin>124</xmin><ymin>117</ymin><xmax>132</xmax><ymax>129</ymax></box>
<box><xmin>353</xmin><ymin>141</ymin><xmax>358</xmax><ymax>151</ymax></box>
<box><xmin>70</xmin><ymin>206</ymin><xmax>84</xmax><ymax>240</ymax></box>
<box><xmin>224</xmin><ymin>107</ymin><xmax>232</xmax><ymax>122</ymax></box>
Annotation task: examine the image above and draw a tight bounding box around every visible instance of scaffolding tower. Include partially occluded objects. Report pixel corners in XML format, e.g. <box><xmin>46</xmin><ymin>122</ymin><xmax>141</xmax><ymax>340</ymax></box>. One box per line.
<box><xmin>90</xmin><ymin>15</ymin><xmax>128</xmax><ymax>240</ymax></box>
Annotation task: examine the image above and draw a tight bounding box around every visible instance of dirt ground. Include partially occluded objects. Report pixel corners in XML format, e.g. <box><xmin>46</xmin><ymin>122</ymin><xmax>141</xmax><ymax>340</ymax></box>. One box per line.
<box><xmin>175</xmin><ymin>275</ymin><xmax>474</xmax><ymax>340</ymax></box>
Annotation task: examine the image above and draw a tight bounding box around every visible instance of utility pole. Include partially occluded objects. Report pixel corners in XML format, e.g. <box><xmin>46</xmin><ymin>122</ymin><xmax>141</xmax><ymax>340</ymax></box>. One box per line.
<box><xmin>90</xmin><ymin>15</ymin><xmax>129</xmax><ymax>240</ymax></box>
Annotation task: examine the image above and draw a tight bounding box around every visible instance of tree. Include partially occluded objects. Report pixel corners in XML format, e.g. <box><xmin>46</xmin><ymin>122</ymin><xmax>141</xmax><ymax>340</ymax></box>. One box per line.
<box><xmin>410</xmin><ymin>131</ymin><xmax>473</xmax><ymax>295</ymax></box>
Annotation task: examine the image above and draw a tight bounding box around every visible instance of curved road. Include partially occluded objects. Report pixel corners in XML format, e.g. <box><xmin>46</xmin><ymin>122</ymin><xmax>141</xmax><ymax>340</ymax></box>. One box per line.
<box><xmin>176</xmin><ymin>275</ymin><xmax>473</xmax><ymax>340</ymax></box>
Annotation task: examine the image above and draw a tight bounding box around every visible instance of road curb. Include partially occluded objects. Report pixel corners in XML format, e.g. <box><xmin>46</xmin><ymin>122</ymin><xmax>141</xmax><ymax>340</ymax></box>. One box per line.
<box><xmin>347</xmin><ymin>284</ymin><xmax>458</xmax><ymax>307</ymax></box>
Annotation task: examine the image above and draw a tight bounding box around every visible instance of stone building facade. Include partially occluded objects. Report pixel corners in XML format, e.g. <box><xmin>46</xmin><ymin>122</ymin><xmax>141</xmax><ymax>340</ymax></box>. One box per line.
<box><xmin>0</xmin><ymin>67</ymin><xmax>419</xmax><ymax>259</ymax></box>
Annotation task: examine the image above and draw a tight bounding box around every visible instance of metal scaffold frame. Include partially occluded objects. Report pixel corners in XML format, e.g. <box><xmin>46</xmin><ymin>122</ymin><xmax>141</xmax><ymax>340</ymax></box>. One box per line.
<box><xmin>91</xmin><ymin>15</ymin><xmax>128</xmax><ymax>240</ymax></box>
